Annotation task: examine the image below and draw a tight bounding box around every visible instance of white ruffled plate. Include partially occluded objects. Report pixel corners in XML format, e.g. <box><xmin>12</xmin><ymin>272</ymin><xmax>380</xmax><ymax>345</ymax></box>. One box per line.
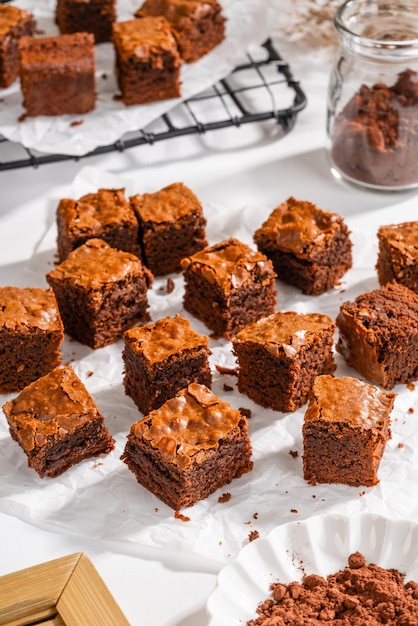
<box><xmin>206</xmin><ymin>512</ymin><xmax>418</xmax><ymax>626</ymax></box>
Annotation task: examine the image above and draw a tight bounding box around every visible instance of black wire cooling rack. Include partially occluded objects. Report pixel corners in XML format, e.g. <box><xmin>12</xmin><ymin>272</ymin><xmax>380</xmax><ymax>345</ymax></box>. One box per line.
<box><xmin>0</xmin><ymin>38</ymin><xmax>307</xmax><ymax>171</ymax></box>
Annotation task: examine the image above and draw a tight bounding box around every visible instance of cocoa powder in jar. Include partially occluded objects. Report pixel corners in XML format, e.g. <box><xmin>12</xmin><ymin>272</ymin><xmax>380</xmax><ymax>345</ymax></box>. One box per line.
<box><xmin>327</xmin><ymin>0</ymin><xmax>418</xmax><ymax>190</ymax></box>
<box><xmin>248</xmin><ymin>551</ymin><xmax>418</xmax><ymax>625</ymax></box>
<box><xmin>331</xmin><ymin>70</ymin><xmax>418</xmax><ymax>189</ymax></box>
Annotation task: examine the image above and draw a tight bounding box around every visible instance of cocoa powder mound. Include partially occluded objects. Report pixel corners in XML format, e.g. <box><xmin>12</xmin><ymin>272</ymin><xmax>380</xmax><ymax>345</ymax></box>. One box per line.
<box><xmin>331</xmin><ymin>70</ymin><xmax>418</xmax><ymax>188</ymax></box>
<box><xmin>248</xmin><ymin>552</ymin><xmax>418</xmax><ymax>625</ymax></box>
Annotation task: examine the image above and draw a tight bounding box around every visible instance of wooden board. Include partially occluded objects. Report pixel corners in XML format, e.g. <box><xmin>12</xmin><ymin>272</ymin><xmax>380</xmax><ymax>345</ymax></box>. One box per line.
<box><xmin>0</xmin><ymin>553</ymin><xmax>130</xmax><ymax>626</ymax></box>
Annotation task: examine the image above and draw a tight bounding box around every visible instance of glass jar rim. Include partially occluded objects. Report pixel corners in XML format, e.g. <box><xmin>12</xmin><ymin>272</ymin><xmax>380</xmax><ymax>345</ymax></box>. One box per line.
<box><xmin>334</xmin><ymin>0</ymin><xmax>418</xmax><ymax>49</ymax></box>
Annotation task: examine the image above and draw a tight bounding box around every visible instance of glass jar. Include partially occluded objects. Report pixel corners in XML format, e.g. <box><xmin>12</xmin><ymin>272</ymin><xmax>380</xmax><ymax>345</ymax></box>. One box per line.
<box><xmin>327</xmin><ymin>0</ymin><xmax>418</xmax><ymax>190</ymax></box>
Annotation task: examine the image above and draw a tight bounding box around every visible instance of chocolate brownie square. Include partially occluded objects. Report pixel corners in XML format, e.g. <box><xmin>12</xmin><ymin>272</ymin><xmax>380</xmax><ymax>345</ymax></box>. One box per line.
<box><xmin>56</xmin><ymin>188</ymin><xmax>142</xmax><ymax>262</ymax></box>
<box><xmin>232</xmin><ymin>311</ymin><xmax>336</xmax><ymax>412</ymax></box>
<box><xmin>0</xmin><ymin>287</ymin><xmax>64</xmax><ymax>394</ymax></box>
<box><xmin>46</xmin><ymin>238</ymin><xmax>153</xmax><ymax>349</ymax></box>
<box><xmin>336</xmin><ymin>281</ymin><xmax>418</xmax><ymax>389</ymax></box>
<box><xmin>130</xmin><ymin>182</ymin><xmax>207</xmax><ymax>275</ymax></box>
<box><xmin>19</xmin><ymin>32</ymin><xmax>95</xmax><ymax>117</ymax></box>
<box><xmin>254</xmin><ymin>197</ymin><xmax>353</xmax><ymax>295</ymax></box>
<box><xmin>376</xmin><ymin>221</ymin><xmax>418</xmax><ymax>294</ymax></box>
<box><xmin>2</xmin><ymin>364</ymin><xmax>114</xmax><ymax>478</ymax></box>
<box><xmin>123</xmin><ymin>314</ymin><xmax>212</xmax><ymax>414</ymax></box>
<box><xmin>112</xmin><ymin>17</ymin><xmax>181</xmax><ymax>106</ymax></box>
<box><xmin>180</xmin><ymin>237</ymin><xmax>277</xmax><ymax>340</ymax></box>
<box><xmin>136</xmin><ymin>0</ymin><xmax>225</xmax><ymax>63</ymax></box>
<box><xmin>56</xmin><ymin>0</ymin><xmax>116</xmax><ymax>43</ymax></box>
<box><xmin>302</xmin><ymin>375</ymin><xmax>394</xmax><ymax>487</ymax></box>
<box><xmin>0</xmin><ymin>4</ymin><xmax>35</xmax><ymax>88</ymax></box>
<box><xmin>121</xmin><ymin>382</ymin><xmax>253</xmax><ymax>509</ymax></box>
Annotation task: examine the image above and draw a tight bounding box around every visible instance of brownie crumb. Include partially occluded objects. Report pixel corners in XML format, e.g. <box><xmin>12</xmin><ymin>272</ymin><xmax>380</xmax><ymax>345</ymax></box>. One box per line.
<box><xmin>348</xmin><ymin>551</ymin><xmax>366</xmax><ymax>569</ymax></box>
<box><xmin>216</xmin><ymin>365</ymin><xmax>238</xmax><ymax>376</ymax></box>
<box><xmin>239</xmin><ymin>407</ymin><xmax>252</xmax><ymax>419</ymax></box>
<box><xmin>218</xmin><ymin>492</ymin><xmax>231</xmax><ymax>503</ymax></box>
<box><xmin>248</xmin><ymin>551</ymin><xmax>418</xmax><ymax>625</ymax></box>
<box><xmin>248</xmin><ymin>530</ymin><xmax>260</xmax><ymax>542</ymax></box>
<box><xmin>166</xmin><ymin>277</ymin><xmax>175</xmax><ymax>293</ymax></box>
<box><xmin>174</xmin><ymin>511</ymin><xmax>190</xmax><ymax>522</ymax></box>
<box><xmin>223</xmin><ymin>383</ymin><xmax>234</xmax><ymax>392</ymax></box>
<box><xmin>290</xmin><ymin>509</ymin><xmax>298</xmax><ymax>514</ymax></box>
<box><xmin>398</xmin><ymin>442</ymin><xmax>405</xmax><ymax>448</ymax></box>
<box><xmin>253</xmin><ymin>512</ymin><xmax>258</xmax><ymax>520</ymax></box>
<box><xmin>70</xmin><ymin>119</ymin><xmax>83</xmax><ymax>127</ymax></box>
<box><xmin>408</xmin><ymin>408</ymin><xmax>414</xmax><ymax>414</ymax></box>
<box><xmin>289</xmin><ymin>449</ymin><xmax>298</xmax><ymax>458</ymax></box>
<box><xmin>407</xmin><ymin>382</ymin><xmax>416</xmax><ymax>392</ymax></box>
<box><xmin>86</xmin><ymin>370</ymin><xmax>94</xmax><ymax>377</ymax></box>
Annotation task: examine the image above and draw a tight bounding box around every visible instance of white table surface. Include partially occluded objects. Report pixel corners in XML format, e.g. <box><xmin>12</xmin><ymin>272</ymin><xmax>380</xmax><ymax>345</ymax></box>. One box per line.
<box><xmin>1</xmin><ymin>33</ymin><xmax>417</xmax><ymax>626</ymax></box>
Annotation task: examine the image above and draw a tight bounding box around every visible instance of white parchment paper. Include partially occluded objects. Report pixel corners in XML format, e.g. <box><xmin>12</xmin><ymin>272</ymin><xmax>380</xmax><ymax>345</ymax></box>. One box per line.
<box><xmin>0</xmin><ymin>0</ymin><xmax>281</xmax><ymax>156</ymax></box>
<box><xmin>0</xmin><ymin>165</ymin><xmax>417</xmax><ymax>565</ymax></box>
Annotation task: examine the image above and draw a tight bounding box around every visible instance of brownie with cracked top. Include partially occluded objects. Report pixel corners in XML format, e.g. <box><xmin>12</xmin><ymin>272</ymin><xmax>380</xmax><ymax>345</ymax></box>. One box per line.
<box><xmin>180</xmin><ymin>237</ymin><xmax>277</xmax><ymax>340</ymax></box>
<box><xmin>0</xmin><ymin>287</ymin><xmax>64</xmax><ymax>394</ymax></box>
<box><xmin>130</xmin><ymin>182</ymin><xmax>207</xmax><ymax>275</ymax></box>
<box><xmin>121</xmin><ymin>382</ymin><xmax>253</xmax><ymax>509</ymax></box>
<box><xmin>19</xmin><ymin>32</ymin><xmax>95</xmax><ymax>117</ymax></box>
<box><xmin>254</xmin><ymin>197</ymin><xmax>353</xmax><ymax>295</ymax></box>
<box><xmin>56</xmin><ymin>188</ymin><xmax>141</xmax><ymax>262</ymax></box>
<box><xmin>46</xmin><ymin>238</ymin><xmax>153</xmax><ymax>349</ymax></box>
<box><xmin>136</xmin><ymin>0</ymin><xmax>225</xmax><ymax>63</ymax></box>
<box><xmin>336</xmin><ymin>280</ymin><xmax>418</xmax><ymax>389</ymax></box>
<box><xmin>303</xmin><ymin>375</ymin><xmax>394</xmax><ymax>487</ymax></box>
<box><xmin>2</xmin><ymin>364</ymin><xmax>114</xmax><ymax>478</ymax></box>
<box><xmin>56</xmin><ymin>0</ymin><xmax>116</xmax><ymax>43</ymax></box>
<box><xmin>376</xmin><ymin>221</ymin><xmax>418</xmax><ymax>295</ymax></box>
<box><xmin>0</xmin><ymin>4</ymin><xmax>36</xmax><ymax>88</ymax></box>
<box><xmin>112</xmin><ymin>16</ymin><xmax>181</xmax><ymax>106</ymax></box>
<box><xmin>123</xmin><ymin>314</ymin><xmax>211</xmax><ymax>414</ymax></box>
<box><xmin>233</xmin><ymin>311</ymin><xmax>336</xmax><ymax>412</ymax></box>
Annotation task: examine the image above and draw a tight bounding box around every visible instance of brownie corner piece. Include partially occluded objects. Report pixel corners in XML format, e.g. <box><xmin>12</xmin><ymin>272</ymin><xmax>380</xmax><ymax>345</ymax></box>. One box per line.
<box><xmin>56</xmin><ymin>0</ymin><xmax>116</xmax><ymax>43</ymax></box>
<box><xmin>130</xmin><ymin>181</ymin><xmax>207</xmax><ymax>275</ymax></box>
<box><xmin>137</xmin><ymin>0</ymin><xmax>226</xmax><ymax>63</ymax></box>
<box><xmin>46</xmin><ymin>238</ymin><xmax>153</xmax><ymax>349</ymax></box>
<box><xmin>121</xmin><ymin>383</ymin><xmax>253</xmax><ymax>509</ymax></box>
<box><xmin>302</xmin><ymin>375</ymin><xmax>394</xmax><ymax>487</ymax></box>
<box><xmin>336</xmin><ymin>280</ymin><xmax>418</xmax><ymax>389</ymax></box>
<box><xmin>19</xmin><ymin>31</ymin><xmax>96</xmax><ymax>117</ymax></box>
<box><xmin>254</xmin><ymin>196</ymin><xmax>353</xmax><ymax>295</ymax></box>
<box><xmin>181</xmin><ymin>237</ymin><xmax>277</xmax><ymax>339</ymax></box>
<box><xmin>0</xmin><ymin>3</ymin><xmax>36</xmax><ymax>88</ymax></box>
<box><xmin>0</xmin><ymin>286</ymin><xmax>64</xmax><ymax>393</ymax></box>
<box><xmin>112</xmin><ymin>16</ymin><xmax>181</xmax><ymax>106</ymax></box>
<box><xmin>376</xmin><ymin>221</ymin><xmax>418</xmax><ymax>294</ymax></box>
<box><xmin>2</xmin><ymin>364</ymin><xmax>114</xmax><ymax>478</ymax></box>
<box><xmin>123</xmin><ymin>313</ymin><xmax>212</xmax><ymax>414</ymax></box>
<box><xmin>233</xmin><ymin>311</ymin><xmax>336</xmax><ymax>412</ymax></box>
<box><xmin>56</xmin><ymin>187</ymin><xmax>141</xmax><ymax>262</ymax></box>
